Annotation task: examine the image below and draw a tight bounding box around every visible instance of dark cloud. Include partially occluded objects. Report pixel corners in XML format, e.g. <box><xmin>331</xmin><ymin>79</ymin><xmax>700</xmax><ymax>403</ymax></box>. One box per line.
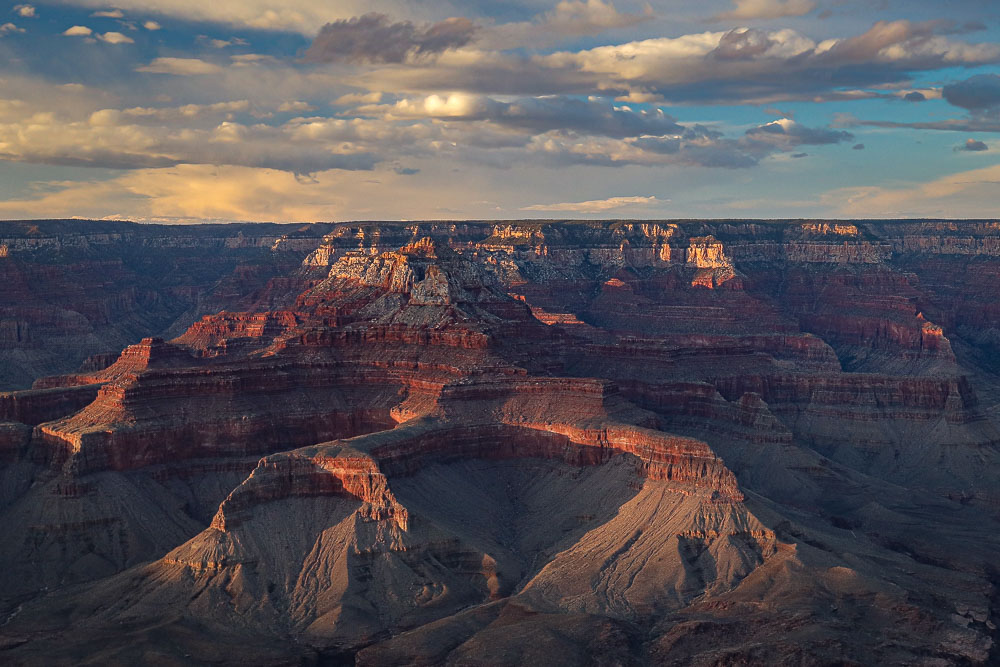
<box><xmin>744</xmin><ymin>120</ymin><xmax>854</xmax><ymax>146</ymax></box>
<box><xmin>861</xmin><ymin>118</ymin><xmax>1000</xmax><ymax>133</ymax></box>
<box><xmin>958</xmin><ymin>138</ymin><xmax>988</xmax><ymax>152</ymax></box>
<box><xmin>712</xmin><ymin>29</ymin><xmax>775</xmax><ymax>61</ymax></box>
<box><xmin>791</xmin><ymin>152</ymin><xmax>808</xmax><ymax>158</ymax></box>
<box><xmin>486</xmin><ymin>97</ymin><xmax>684</xmax><ymax>138</ymax></box>
<box><xmin>853</xmin><ymin>143</ymin><xmax>865</xmax><ymax>150</ymax></box>
<box><xmin>903</xmin><ymin>91</ymin><xmax>926</xmax><ymax>102</ymax></box>
<box><xmin>942</xmin><ymin>74</ymin><xmax>1000</xmax><ymax>111</ymax></box>
<box><xmin>303</xmin><ymin>13</ymin><xmax>477</xmax><ymax>64</ymax></box>
<box><xmin>370</xmin><ymin>95</ymin><xmax>687</xmax><ymax>140</ymax></box>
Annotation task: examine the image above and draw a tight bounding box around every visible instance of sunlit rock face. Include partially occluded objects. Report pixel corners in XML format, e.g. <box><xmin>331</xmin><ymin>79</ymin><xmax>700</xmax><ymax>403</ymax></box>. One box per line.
<box><xmin>2</xmin><ymin>219</ymin><xmax>1000</xmax><ymax>666</ymax></box>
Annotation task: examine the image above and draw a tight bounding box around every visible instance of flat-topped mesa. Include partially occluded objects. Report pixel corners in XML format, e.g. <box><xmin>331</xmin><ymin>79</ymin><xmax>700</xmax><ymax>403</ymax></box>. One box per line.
<box><xmin>0</xmin><ymin>384</ymin><xmax>104</xmax><ymax>425</ymax></box>
<box><xmin>324</xmin><ymin>236</ymin><xmax>500</xmax><ymax>301</ymax></box>
<box><xmin>206</xmin><ymin>418</ymin><xmax>743</xmax><ymax>534</ymax></box>
<box><xmin>172</xmin><ymin>311</ymin><xmax>299</xmax><ymax>355</ymax></box>
<box><xmin>208</xmin><ymin>446</ymin><xmax>409</xmax><ymax>534</ymax></box>
<box><xmin>32</xmin><ymin>360</ymin><xmax>403</xmax><ymax>473</ymax></box>
<box><xmin>291</xmin><ymin>238</ymin><xmax>553</xmax><ymax>356</ymax></box>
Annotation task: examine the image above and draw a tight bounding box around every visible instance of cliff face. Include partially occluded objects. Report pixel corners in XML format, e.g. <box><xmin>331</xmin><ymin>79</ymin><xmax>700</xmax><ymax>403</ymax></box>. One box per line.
<box><xmin>2</xmin><ymin>219</ymin><xmax>1000</xmax><ymax>666</ymax></box>
<box><xmin>0</xmin><ymin>220</ymin><xmax>338</xmax><ymax>389</ymax></box>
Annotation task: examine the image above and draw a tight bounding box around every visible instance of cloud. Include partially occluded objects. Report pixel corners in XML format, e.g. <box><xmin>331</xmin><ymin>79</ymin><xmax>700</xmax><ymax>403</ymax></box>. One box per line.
<box><xmin>357</xmin><ymin>94</ymin><xmax>686</xmax><ymax>139</ymax></box>
<box><xmin>543</xmin><ymin>0</ymin><xmax>651</xmax><ymax>34</ymax></box>
<box><xmin>98</xmin><ymin>31</ymin><xmax>133</xmax><ymax>44</ymax></box>
<box><xmin>118</xmin><ymin>100</ymin><xmax>250</xmax><ymax>120</ymax></box>
<box><xmin>63</xmin><ymin>25</ymin><xmax>93</xmax><ymax>36</ymax></box>
<box><xmin>307</xmin><ymin>20</ymin><xmax>1000</xmax><ymax>109</ymax></box>
<box><xmin>278</xmin><ymin>100</ymin><xmax>316</xmax><ymax>113</ymax></box>
<box><xmin>744</xmin><ymin>118</ymin><xmax>854</xmax><ymax>147</ymax></box>
<box><xmin>826</xmin><ymin>164</ymin><xmax>1000</xmax><ymax>218</ymax></box>
<box><xmin>91</xmin><ymin>9</ymin><xmax>124</xmax><ymax>18</ymax></box>
<box><xmin>942</xmin><ymin>74</ymin><xmax>1000</xmax><ymax>111</ymax></box>
<box><xmin>710</xmin><ymin>0</ymin><xmax>816</xmax><ymax>22</ymax></box>
<box><xmin>12</xmin><ymin>5</ymin><xmax>35</xmax><ymax>18</ymax></box>
<box><xmin>958</xmin><ymin>138</ymin><xmax>988</xmax><ymax>152</ymax></box>
<box><xmin>903</xmin><ymin>91</ymin><xmax>926</xmax><ymax>102</ymax></box>
<box><xmin>0</xmin><ymin>164</ymin><xmax>473</xmax><ymax>223</ymax></box>
<box><xmin>481</xmin><ymin>0</ymin><xmax>652</xmax><ymax>49</ymax></box>
<box><xmin>303</xmin><ymin>13</ymin><xmax>477</xmax><ymax>64</ymax></box>
<box><xmin>335</xmin><ymin>91</ymin><xmax>383</xmax><ymax>106</ymax></box>
<box><xmin>0</xmin><ymin>22</ymin><xmax>24</xmax><ymax>35</ymax></box>
<box><xmin>0</xmin><ymin>97</ymin><xmax>378</xmax><ymax>174</ymax></box>
<box><xmin>853</xmin><ymin>143</ymin><xmax>865</xmax><ymax>150</ymax></box>
<box><xmin>0</xmin><ymin>165</ymin><xmax>348</xmax><ymax>222</ymax></box>
<box><xmin>143</xmin><ymin>20</ymin><xmax>160</xmax><ymax>30</ymax></box>
<box><xmin>136</xmin><ymin>57</ymin><xmax>223</xmax><ymax>75</ymax></box>
<box><xmin>522</xmin><ymin>195</ymin><xmax>659</xmax><ymax>212</ymax></box>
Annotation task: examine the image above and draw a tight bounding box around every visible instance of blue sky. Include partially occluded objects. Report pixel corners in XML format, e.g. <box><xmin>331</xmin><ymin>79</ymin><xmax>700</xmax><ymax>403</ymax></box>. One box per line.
<box><xmin>0</xmin><ymin>0</ymin><xmax>998</xmax><ymax>221</ymax></box>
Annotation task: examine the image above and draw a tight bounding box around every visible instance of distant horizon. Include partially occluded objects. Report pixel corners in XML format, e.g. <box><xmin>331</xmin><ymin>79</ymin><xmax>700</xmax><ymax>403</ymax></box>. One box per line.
<box><xmin>2</xmin><ymin>217</ymin><xmax>1000</xmax><ymax>227</ymax></box>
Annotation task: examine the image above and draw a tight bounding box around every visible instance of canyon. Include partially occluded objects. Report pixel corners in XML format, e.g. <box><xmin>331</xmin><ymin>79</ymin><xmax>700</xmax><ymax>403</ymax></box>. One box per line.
<box><xmin>1</xmin><ymin>218</ymin><xmax>1000</xmax><ymax>665</ymax></box>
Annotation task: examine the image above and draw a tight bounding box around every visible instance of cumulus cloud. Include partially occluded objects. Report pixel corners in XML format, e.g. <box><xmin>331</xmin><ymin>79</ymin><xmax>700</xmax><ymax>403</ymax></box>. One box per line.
<box><xmin>117</xmin><ymin>100</ymin><xmax>251</xmax><ymax>120</ymax></box>
<box><xmin>958</xmin><ymin>138</ymin><xmax>988</xmax><ymax>151</ymax></box>
<box><xmin>744</xmin><ymin>118</ymin><xmax>854</xmax><ymax>147</ymax></box>
<box><xmin>136</xmin><ymin>57</ymin><xmax>223</xmax><ymax>75</ymax></box>
<box><xmin>0</xmin><ymin>22</ymin><xmax>24</xmax><ymax>35</ymax></box>
<box><xmin>12</xmin><ymin>5</ymin><xmax>35</xmax><ymax>18</ymax></box>
<box><xmin>943</xmin><ymin>74</ymin><xmax>1000</xmax><ymax>112</ymax></box>
<box><xmin>522</xmin><ymin>195</ymin><xmax>659</xmax><ymax>212</ymax></box>
<box><xmin>98</xmin><ymin>31</ymin><xmax>133</xmax><ymax>44</ymax></box>
<box><xmin>903</xmin><ymin>91</ymin><xmax>926</xmax><ymax>102</ymax></box>
<box><xmin>91</xmin><ymin>9</ymin><xmax>124</xmax><ymax>18</ymax></box>
<box><xmin>710</xmin><ymin>0</ymin><xmax>816</xmax><ymax>22</ymax></box>
<box><xmin>143</xmin><ymin>20</ymin><xmax>160</xmax><ymax>30</ymax></box>
<box><xmin>63</xmin><ymin>25</ymin><xmax>93</xmax><ymax>36</ymax></box>
<box><xmin>303</xmin><ymin>13</ymin><xmax>477</xmax><ymax>64</ymax></box>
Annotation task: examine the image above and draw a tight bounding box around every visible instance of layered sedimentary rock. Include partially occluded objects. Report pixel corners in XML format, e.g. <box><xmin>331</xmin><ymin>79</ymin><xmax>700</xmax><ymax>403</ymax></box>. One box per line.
<box><xmin>2</xmin><ymin>219</ymin><xmax>1000</xmax><ymax>665</ymax></box>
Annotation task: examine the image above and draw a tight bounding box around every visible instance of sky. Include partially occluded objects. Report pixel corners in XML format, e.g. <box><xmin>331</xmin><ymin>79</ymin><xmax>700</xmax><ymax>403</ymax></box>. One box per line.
<box><xmin>0</xmin><ymin>0</ymin><xmax>998</xmax><ymax>222</ymax></box>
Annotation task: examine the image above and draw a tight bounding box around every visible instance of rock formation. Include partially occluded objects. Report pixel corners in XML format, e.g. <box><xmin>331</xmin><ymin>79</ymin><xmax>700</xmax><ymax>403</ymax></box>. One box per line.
<box><xmin>1</xmin><ymin>219</ymin><xmax>1000</xmax><ymax>665</ymax></box>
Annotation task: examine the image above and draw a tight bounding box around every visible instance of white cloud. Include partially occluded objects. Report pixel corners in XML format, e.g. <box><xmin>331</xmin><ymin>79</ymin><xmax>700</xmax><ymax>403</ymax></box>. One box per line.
<box><xmin>98</xmin><ymin>31</ymin><xmax>133</xmax><ymax>43</ymax></box>
<box><xmin>0</xmin><ymin>22</ymin><xmax>25</xmax><ymax>35</ymax></box>
<box><xmin>825</xmin><ymin>164</ymin><xmax>1000</xmax><ymax>218</ymax></box>
<box><xmin>135</xmin><ymin>57</ymin><xmax>222</xmax><ymax>75</ymax></box>
<box><xmin>522</xmin><ymin>195</ymin><xmax>659</xmax><ymax>212</ymax></box>
<box><xmin>143</xmin><ymin>20</ymin><xmax>161</xmax><ymax>30</ymax></box>
<box><xmin>710</xmin><ymin>0</ymin><xmax>816</xmax><ymax>22</ymax></box>
<box><xmin>12</xmin><ymin>4</ymin><xmax>35</xmax><ymax>18</ymax></box>
<box><xmin>120</xmin><ymin>100</ymin><xmax>250</xmax><ymax>119</ymax></box>
<box><xmin>91</xmin><ymin>9</ymin><xmax>124</xmax><ymax>18</ymax></box>
<box><xmin>334</xmin><ymin>91</ymin><xmax>383</xmax><ymax>106</ymax></box>
<box><xmin>63</xmin><ymin>25</ymin><xmax>94</xmax><ymax>36</ymax></box>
